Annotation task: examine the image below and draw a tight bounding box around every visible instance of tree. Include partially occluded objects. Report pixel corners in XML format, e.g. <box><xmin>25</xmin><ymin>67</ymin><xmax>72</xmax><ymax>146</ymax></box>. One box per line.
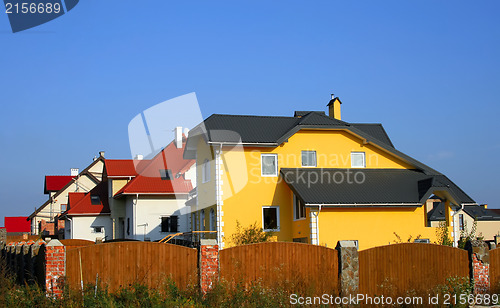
<box><xmin>229</xmin><ymin>221</ymin><xmax>274</xmax><ymax>246</ymax></box>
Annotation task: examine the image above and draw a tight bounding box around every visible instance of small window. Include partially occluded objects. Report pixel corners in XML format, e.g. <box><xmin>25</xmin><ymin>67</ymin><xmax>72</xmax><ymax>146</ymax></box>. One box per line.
<box><xmin>262</xmin><ymin>206</ymin><xmax>280</xmax><ymax>231</ymax></box>
<box><xmin>127</xmin><ymin>218</ymin><xmax>130</xmax><ymax>235</ymax></box>
<box><xmin>92</xmin><ymin>226</ymin><xmax>103</xmax><ymax>233</ymax></box>
<box><xmin>294</xmin><ymin>195</ymin><xmax>306</xmax><ymax>220</ymax></box>
<box><xmin>159</xmin><ymin>169</ymin><xmax>172</xmax><ymax>180</ymax></box>
<box><xmin>191</xmin><ymin>213</ymin><xmax>197</xmax><ymax>231</ymax></box>
<box><xmin>90</xmin><ymin>195</ymin><xmax>101</xmax><ymax>205</ymax></box>
<box><xmin>351</xmin><ymin>152</ymin><xmax>366</xmax><ymax>168</ymax></box>
<box><xmin>301</xmin><ymin>151</ymin><xmax>317</xmax><ymax>167</ymax></box>
<box><xmin>202</xmin><ymin>159</ymin><xmax>210</xmax><ymax>183</ymax></box>
<box><xmin>201</xmin><ymin>210</ymin><xmax>205</xmax><ymax>231</ymax></box>
<box><xmin>161</xmin><ymin>215</ymin><xmax>178</xmax><ymax>233</ymax></box>
<box><xmin>261</xmin><ymin>154</ymin><xmax>278</xmax><ymax>176</ymax></box>
<box><xmin>459</xmin><ymin>214</ymin><xmax>464</xmax><ymax>231</ymax></box>
<box><xmin>60</xmin><ymin>204</ymin><xmax>67</xmax><ymax>212</ymax></box>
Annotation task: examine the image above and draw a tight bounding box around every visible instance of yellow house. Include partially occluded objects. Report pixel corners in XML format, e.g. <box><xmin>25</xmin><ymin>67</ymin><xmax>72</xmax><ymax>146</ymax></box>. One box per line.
<box><xmin>184</xmin><ymin>95</ymin><xmax>477</xmax><ymax>250</ymax></box>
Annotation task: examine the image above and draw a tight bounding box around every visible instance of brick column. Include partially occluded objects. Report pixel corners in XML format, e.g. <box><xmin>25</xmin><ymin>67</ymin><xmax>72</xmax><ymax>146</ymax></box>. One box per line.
<box><xmin>336</xmin><ymin>240</ymin><xmax>359</xmax><ymax>296</ymax></box>
<box><xmin>199</xmin><ymin>239</ymin><xmax>219</xmax><ymax>294</ymax></box>
<box><xmin>45</xmin><ymin>239</ymin><xmax>66</xmax><ymax>297</ymax></box>
<box><xmin>466</xmin><ymin>240</ymin><xmax>490</xmax><ymax>294</ymax></box>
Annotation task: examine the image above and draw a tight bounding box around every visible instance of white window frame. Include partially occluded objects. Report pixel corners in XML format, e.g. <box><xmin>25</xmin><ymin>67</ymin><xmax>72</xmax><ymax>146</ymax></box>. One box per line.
<box><xmin>301</xmin><ymin>150</ymin><xmax>317</xmax><ymax>167</ymax></box>
<box><xmin>261</xmin><ymin>154</ymin><xmax>278</xmax><ymax>177</ymax></box>
<box><xmin>293</xmin><ymin>195</ymin><xmax>306</xmax><ymax>221</ymax></box>
<box><xmin>202</xmin><ymin>159</ymin><xmax>210</xmax><ymax>183</ymax></box>
<box><xmin>351</xmin><ymin>152</ymin><xmax>366</xmax><ymax>168</ymax></box>
<box><xmin>262</xmin><ymin>206</ymin><xmax>280</xmax><ymax>232</ymax></box>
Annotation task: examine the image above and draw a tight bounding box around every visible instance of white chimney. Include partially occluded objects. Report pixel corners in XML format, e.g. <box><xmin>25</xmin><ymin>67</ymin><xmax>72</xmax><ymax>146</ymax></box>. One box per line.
<box><xmin>134</xmin><ymin>154</ymin><xmax>144</xmax><ymax>160</ymax></box>
<box><xmin>99</xmin><ymin>151</ymin><xmax>105</xmax><ymax>157</ymax></box>
<box><xmin>174</xmin><ymin>126</ymin><xmax>183</xmax><ymax>148</ymax></box>
<box><xmin>183</xmin><ymin>127</ymin><xmax>189</xmax><ymax>138</ymax></box>
<box><xmin>70</xmin><ymin>168</ymin><xmax>79</xmax><ymax>176</ymax></box>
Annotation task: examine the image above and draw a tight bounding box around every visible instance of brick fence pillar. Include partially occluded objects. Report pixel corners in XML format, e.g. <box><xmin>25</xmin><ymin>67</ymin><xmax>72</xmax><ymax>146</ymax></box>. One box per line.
<box><xmin>199</xmin><ymin>239</ymin><xmax>219</xmax><ymax>294</ymax></box>
<box><xmin>466</xmin><ymin>240</ymin><xmax>490</xmax><ymax>294</ymax></box>
<box><xmin>336</xmin><ymin>240</ymin><xmax>359</xmax><ymax>296</ymax></box>
<box><xmin>45</xmin><ymin>239</ymin><xmax>65</xmax><ymax>297</ymax></box>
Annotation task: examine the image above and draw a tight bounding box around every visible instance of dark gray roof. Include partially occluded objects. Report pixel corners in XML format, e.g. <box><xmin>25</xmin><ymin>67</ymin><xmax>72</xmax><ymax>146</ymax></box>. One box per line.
<box><xmin>463</xmin><ymin>206</ymin><xmax>500</xmax><ymax>221</ymax></box>
<box><xmin>280</xmin><ymin>168</ymin><xmax>475</xmax><ymax>206</ymax></box>
<box><xmin>427</xmin><ymin>202</ymin><xmax>446</xmax><ymax>221</ymax></box>
<box><xmin>294</xmin><ymin>111</ymin><xmax>326</xmax><ymax>117</ymax></box>
<box><xmin>350</xmin><ymin>124</ymin><xmax>394</xmax><ymax>148</ymax></box>
<box><xmin>428</xmin><ymin>203</ymin><xmax>500</xmax><ymax>221</ymax></box>
<box><xmin>184</xmin><ymin>111</ymin><xmax>475</xmax><ymax>204</ymax></box>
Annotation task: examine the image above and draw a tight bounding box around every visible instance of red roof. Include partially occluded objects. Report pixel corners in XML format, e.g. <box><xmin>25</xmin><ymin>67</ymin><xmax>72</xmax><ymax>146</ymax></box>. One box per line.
<box><xmin>44</xmin><ymin>176</ymin><xmax>75</xmax><ymax>194</ymax></box>
<box><xmin>4</xmin><ymin>217</ymin><xmax>30</xmax><ymax>233</ymax></box>
<box><xmin>115</xmin><ymin>138</ymin><xmax>194</xmax><ymax>196</ymax></box>
<box><xmin>105</xmin><ymin>159</ymin><xmax>150</xmax><ymax>178</ymax></box>
<box><xmin>65</xmin><ymin>182</ymin><xmax>110</xmax><ymax>216</ymax></box>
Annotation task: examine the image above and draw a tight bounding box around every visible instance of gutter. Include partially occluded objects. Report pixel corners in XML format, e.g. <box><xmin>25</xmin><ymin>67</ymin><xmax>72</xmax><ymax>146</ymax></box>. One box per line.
<box><xmin>207</xmin><ymin>141</ymin><xmax>278</xmax><ymax>146</ymax></box>
<box><xmin>305</xmin><ymin>203</ymin><xmax>422</xmax><ymax>208</ymax></box>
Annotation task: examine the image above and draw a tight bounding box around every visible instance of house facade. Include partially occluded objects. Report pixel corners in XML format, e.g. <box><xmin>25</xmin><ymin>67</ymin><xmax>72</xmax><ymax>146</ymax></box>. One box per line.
<box><xmin>106</xmin><ymin>128</ymin><xmax>195</xmax><ymax>241</ymax></box>
<box><xmin>185</xmin><ymin>96</ymin><xmax>477</xmax><ymax>250</ymax></box>
<box><xmin>28</xmin><ymin>153</ymin><xmax>105</xmax><ymax>236</ymax></box>
<box><xmin>59</xmin><ymin>181</ymin><xmax>113</xmax><ymax>241</ymax></box>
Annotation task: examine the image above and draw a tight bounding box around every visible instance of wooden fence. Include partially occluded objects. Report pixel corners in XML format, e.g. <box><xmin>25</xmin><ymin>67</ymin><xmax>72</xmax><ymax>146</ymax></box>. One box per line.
<box><xmin>219</xmin><ymin>242</ymin><xmax>338</xmax><ymax>293</ymax></box>
<box><xmin>60</xmin><ymin>239</ymin><xmax>94</xmax><ymax>251</ymax></box>
<box><xmin>66</xmin><ymin>242</ymin><xmax>197</xmax><ymax>292</ymax></box>
<box><xmin>489</xmin><ymin>248</ymin><xmax>500</xmax><ymax>293</ymax></box>
<box><xmin>359</xmin><ymin>243</ymin><xmax>469</xmax><ymax>296</ymax></box>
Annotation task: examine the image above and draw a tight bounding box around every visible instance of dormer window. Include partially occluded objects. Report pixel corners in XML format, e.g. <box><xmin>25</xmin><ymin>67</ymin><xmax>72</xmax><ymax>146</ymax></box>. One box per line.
<box><xmin>90</xmin><ymin>195</ymin><xmax>101</xmax><ymax>205</ymax></box>
<box><xmin>160</xmin><ymin>169</ymin><xmax>172</xmax><ymax>180</ymax></box>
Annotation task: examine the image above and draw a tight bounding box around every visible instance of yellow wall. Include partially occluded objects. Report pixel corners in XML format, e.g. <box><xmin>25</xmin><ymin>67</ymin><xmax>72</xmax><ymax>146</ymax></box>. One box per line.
<box><xmin>194</xmin><ymin>128</ymin><xmax>447</xmax><ymax>249</ymax></box>
<box><xmin>317</xmin><ymin>206</ymin><xmax>440</xmax><ymax>250</ymax></box>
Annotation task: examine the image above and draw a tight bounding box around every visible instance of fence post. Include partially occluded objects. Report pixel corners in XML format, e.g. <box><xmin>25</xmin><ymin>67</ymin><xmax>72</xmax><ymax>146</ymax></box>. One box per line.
<box><xmin>336</xmin><ymin>240</ymin><xmax>359</xmax><ymax>296</ymax></box>
<box><xmin>45</xmin><ymin>239</ymin><xmax>66</xmax><ymax>297</ymax></box>
<box><xmin>199</xmin><ymin>239</ymin><xmax>219</xmax><ymax>294</ymax></box>
<box><xmin>466</xmin><ymin>240</ymin><xmax>490</xmax><ymax>294</ymax></box>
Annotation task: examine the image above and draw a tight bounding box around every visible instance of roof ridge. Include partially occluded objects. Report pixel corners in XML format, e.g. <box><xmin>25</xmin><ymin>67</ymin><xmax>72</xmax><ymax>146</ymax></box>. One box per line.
<box><xmin>211</xmin><ymin>113</ymin><xmax>297</xmax><ymax>119</ymax></box>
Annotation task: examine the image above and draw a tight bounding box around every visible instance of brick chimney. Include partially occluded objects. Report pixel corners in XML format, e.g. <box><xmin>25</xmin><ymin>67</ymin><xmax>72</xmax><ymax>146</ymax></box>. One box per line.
<box><xmin>327</xmin><ymin>94</ymin><xmax>342</xmax><ymax>120</ymax></box>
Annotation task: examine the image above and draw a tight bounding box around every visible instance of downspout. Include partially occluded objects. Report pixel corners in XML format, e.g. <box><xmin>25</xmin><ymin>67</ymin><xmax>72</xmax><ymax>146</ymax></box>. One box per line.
<box><xmin>215</xmin><ymin>143</ymin><xmax>223</xmax><ymax>248</ymax></box>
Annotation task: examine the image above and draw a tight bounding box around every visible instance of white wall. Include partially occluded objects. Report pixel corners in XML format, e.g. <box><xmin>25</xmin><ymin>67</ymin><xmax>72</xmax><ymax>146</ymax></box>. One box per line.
<box><xmin>67</xmin><ymin>215</ymin><xmax>113</xmax><ymax>241</ymax></box>
<box><xmin>124</xmin><ymin>196</ymin><xmax>190</xmax><ymax>241</ymax></box>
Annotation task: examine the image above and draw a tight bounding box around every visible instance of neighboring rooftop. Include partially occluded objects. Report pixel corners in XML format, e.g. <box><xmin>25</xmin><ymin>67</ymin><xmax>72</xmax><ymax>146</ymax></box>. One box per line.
<box><xmin>63</xmin><ymin>182</ymin><xmax>110</xmax><ymax>216</ymax></box>
<box><xmin>44</xmin><ymin>176</ymin><xmax>75</xmax><ymax>194</ymax></box>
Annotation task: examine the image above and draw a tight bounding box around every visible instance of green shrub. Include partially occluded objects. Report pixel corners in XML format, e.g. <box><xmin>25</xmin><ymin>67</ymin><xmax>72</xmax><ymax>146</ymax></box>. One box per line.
<box><xmin>229</xmin><ymin>221</ymin><xmax>274</xmax><ymax>246</ymax></box>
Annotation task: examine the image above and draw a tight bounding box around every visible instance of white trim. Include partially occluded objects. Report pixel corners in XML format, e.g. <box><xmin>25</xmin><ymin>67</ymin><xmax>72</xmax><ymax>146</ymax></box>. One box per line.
<box><xmin>301</xmin><ymin>150</ymin><xmax>317</xmax><ymax>167</ymax></box>
<box><xmin>261</xmin><ymin>154</ymin><xmax>278</xmax><ymax>177</ymax></box>
<box><xmin>350</xmin><ymin>152</ymin><xmax>366</xmax><ymax>168</ymax></box>
<box><xmin>262</xmin><ymin>206</ymin><xmax>280</xmax><ymax>232</ymax></box>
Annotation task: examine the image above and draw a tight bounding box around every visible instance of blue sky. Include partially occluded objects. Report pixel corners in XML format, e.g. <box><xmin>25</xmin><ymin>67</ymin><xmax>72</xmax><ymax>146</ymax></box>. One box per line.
<box><xmin>0</xmin><ymin>0</ymin><xmax>499</xmax><ymax>224</ymax></box>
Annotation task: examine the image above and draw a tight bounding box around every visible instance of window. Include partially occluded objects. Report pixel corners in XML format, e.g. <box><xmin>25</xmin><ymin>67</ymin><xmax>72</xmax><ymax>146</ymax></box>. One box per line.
<box><xmin>261</xmin><ymin>154</ymin><xmax>278</xmax><ymax>176</ymax></box>
<box><xmin>127</xmin><ymin>218</ymin><xmax>130</xmax><ymax>235</ymax></box>
<box><xmin>159</xmin><ymin>169</ymin><xmax>172</xmax><ymax>180</ymax></box>
<box><xmin>90</xmin><ymin>195</ymin><xmax>101</xmax><ymax>205</ymax></box>
<box><xmin>209</xmin><ymin>208</ymin><xmax>216</xmax><ymax>231</ymax></box>
<box><xmin>161</xmin><ymin>215</ymin><xmax>178</xmax><ymax>233</ymax></box>
<box><xmin>60</xmin><ymin>204</ymin><xmax>67</xmax><ymax>212</ymax></box>
<box><xmin>92</xmin><ymin>226</ymin><xmax>103</xmax><ymax>233</ymax></box>
<box><xmin>262</xmin><ymin>206</ymin><xmax>280</xmax><ymax>231</ymax></box>
<box><xmin>201</xmin><ymin>210</ymin><xmax>205</xmax><ymax>231</ymax></box>
<box><xmin>294</xmin><ymin>195</ymin><xmax>306</xmax><ymax>220</ymax></box>
<box><xmin>459</xmin><ymin>214</ymin><xmax>464</xmax><ymax>231</ymax></box>
<box><xmin>202</xmin><ymin>159</ymin><xmax>210</xmax><ymax>183</ymax></box>
<box><xmin>301</xmin><ymin>151</ymin><xmax>316</xmax><ymax>167</ymax></box>
<box><xmin>351</xmin><ymin>152</ymin><xmax>366</xmax><ymax>168</ymax></box>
